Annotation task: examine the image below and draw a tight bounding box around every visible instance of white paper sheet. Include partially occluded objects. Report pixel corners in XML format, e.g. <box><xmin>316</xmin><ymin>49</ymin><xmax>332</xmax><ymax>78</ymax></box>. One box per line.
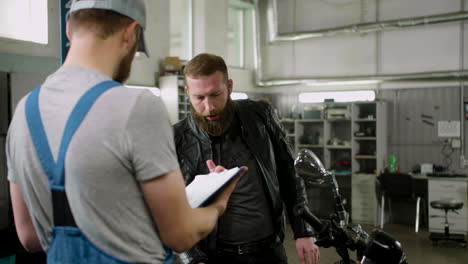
<box><xmin>186</xmin><ymin>167</ymin><xmax>243</xmax><ymax>208</ymax></box>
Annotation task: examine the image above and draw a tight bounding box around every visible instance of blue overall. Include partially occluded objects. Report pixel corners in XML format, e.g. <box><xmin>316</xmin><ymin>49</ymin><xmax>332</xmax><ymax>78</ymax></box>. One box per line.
<box><xmin>25</xmin><ymin>81</ymin><xmax>173</xmax><ymax>264</ymax></box>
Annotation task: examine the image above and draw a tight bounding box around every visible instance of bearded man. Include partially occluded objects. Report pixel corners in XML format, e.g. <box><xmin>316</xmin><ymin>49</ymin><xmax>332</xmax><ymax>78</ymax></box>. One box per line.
<box><xmin>174</xmin><ymin>53</ymin><xmax>320</xmax><ymax>264</ymax></box>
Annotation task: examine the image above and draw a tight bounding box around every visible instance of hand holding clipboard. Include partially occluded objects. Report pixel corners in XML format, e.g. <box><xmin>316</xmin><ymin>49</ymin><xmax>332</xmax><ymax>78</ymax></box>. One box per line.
<box><xmin>186</xmin><ymin>160</ymin><xmax>247</xmax><ymax>213</ymax></box>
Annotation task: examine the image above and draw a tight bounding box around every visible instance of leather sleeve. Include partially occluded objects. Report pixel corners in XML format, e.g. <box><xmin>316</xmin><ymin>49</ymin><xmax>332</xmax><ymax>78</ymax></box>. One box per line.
<box><xmin>260</xmin><ymin>101</ymin><xmax>316</xmax><ymax>239</ymax></box>
<box><xmin>173</xmin><ymin>123</ymin><xmax>211</xmax><ymax>261</ymax></box>
<box><xmin>175</xmin><ymin>149</ymin><xmax>196</xmax><ymax>184</ymax></box>
<box><xmin>173</xmin><ymin>124</ymin><xmax>196</xmax><ymax>184</ymax></box>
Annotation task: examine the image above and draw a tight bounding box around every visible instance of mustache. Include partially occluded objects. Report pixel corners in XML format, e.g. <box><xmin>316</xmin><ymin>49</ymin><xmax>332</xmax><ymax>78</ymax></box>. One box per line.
<box><xmin>204</xmin><ymin>111</ymin><xmax>220</xmax><ymax>117</ymax></box>
<box><xmin>190</xmin><ymin>98</ymin><xmax>235</xmax><ymax>136</ymax></box>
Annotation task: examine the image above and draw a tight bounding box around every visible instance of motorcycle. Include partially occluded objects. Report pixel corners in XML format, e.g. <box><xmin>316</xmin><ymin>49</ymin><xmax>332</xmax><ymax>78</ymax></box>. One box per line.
<box><xmin>294</xmin><ymin>149</ymin><xmax>408</xmax><ymax>264</ymax></box>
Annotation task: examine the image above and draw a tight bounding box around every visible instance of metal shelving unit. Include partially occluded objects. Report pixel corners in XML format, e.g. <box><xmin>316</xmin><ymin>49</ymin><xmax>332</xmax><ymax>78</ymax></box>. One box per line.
<box><xmin>159</xmin><ymin>75</ymin><xmax>189</xmax><ymax>124</ymax></box>
<box><xmin>280</xmin><ymin>101</ymin><xmax>387</xmax><ymax>224</ymax></box>
<box><xmin>351</xmin><ymin>101</ymin><xmax>387</xmax><ymax>225</ymax></box>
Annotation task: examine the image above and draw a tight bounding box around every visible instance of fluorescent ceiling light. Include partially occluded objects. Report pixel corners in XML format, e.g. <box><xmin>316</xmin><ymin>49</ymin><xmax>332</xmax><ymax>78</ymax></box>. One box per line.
<box><xmin>231</xmin><ymin>92</ymin><xmax>248</xmax><ymax>100</ymax></box>
<box><xmin>126</xmin><ymin>85</ymin><xmax>161</xmax><ymax>96</ymax></box>
<box><xmin>299</xmin><ymin>90</ymin><xmax>375</xmax><ymax>103</ymax></box>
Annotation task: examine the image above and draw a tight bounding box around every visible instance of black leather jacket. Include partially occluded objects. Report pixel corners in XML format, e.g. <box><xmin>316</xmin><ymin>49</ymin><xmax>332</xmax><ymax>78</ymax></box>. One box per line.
<box><xmin>173</xmin><ymin>99</ymin><xmax>314</xmax><ymax>262</ymax></box>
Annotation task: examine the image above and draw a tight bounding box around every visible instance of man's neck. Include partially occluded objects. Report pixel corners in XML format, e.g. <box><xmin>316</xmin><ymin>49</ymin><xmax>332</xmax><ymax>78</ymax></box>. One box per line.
<box><xmin>63</xmin><ymin>36</ymin><xmax>122</xmax><ymax>80</ymax></box>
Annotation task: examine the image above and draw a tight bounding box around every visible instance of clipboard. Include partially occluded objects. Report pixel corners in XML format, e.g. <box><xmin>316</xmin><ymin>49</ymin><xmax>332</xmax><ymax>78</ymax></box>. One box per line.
<box><xmin>186</xmin><ymin>167</ymin><xmax>244</xmax><ymax>208</ymax></box>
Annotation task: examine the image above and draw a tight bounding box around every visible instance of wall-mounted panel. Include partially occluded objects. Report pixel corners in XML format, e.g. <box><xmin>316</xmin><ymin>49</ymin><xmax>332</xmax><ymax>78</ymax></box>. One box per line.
<box><xmin>294</xmin><ymin>34</ymin><xmax>376</xmax><ymax>76</ymax></box>
<box><xmin>380</xmin><ymin>23</ymin><xmax>460</xmax><ymax>74</ymax></box>
<box><xmin>276</xmin><ymin>0</ymin><xmax>295</xmax><ymax>34</ymax></box>
<box><xmin>278</xmin><ymin>0</ymin><xmax>377</xmax><ymax>34</ymax></box>
<box><xmin>379</xmin><ymin>0</ymin><xmax>460</xmax><ymax>21</ymax></box>
<box><xmin>262</xmin><ymin>42</ymin><xmax>296</xmax><ymax>78</ymax></box>
<box><xmin>294</xmin><ymin>0</ymin><xmax>364</xmax><ymax>31</ymax></box>
<box><xmin>230</xmin><ymin>68</ymin><xmax>255</xmax><ymax>93</ymax></box>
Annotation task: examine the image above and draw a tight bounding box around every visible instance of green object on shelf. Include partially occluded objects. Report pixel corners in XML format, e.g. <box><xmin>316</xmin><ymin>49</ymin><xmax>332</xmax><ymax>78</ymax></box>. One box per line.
<box><xmin>0</xmin><ymin>255</ymin><xmax>15</xmax><ymax>264</ymax></box>
<box><xmin>389</xmin><ymin>153</ymin><xmax>397</xmax><ymax>173</ymax></box>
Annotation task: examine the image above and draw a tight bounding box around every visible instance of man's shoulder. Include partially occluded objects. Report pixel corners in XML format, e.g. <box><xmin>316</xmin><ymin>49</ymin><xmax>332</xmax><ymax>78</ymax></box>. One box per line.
<box><xmin>173</xmin><ymin>118</ymin><xmax>192</xmax><ymax>140</ymax></box>
<box><xmin>9</xmin><ymin>93</ymin><xmax>31</xmax><ymax>131</ymax></box>
<box><xmin>173</xmin><ymin>117</ymin><xmax>189</xmax><ymax>130</ymax></box>
<box><xmin>235</xmin><ymin>99</ymin><xmax>272</xmax><ymax>120</ymax></box>
<box><xmin>236</xmin><ymin>98</ymin><xmax>271</xmax><ymax>110</ymax></box>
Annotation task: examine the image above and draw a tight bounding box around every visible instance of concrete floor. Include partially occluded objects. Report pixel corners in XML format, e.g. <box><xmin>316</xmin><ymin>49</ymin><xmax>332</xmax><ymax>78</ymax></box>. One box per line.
<box><xmin>283</xmin><ymin>224</ymin><xmax>468</xmax><ymax>264</ymax></box>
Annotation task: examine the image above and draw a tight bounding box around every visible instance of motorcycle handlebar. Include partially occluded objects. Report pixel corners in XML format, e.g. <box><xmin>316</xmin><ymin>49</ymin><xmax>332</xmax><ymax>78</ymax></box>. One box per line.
<box><xmin>294</xmin><ymin>202</ymin><xmax>324</xmax><ymax>233</ymax></box>
<box><xmin>295</xmin><ymin>201</ymin><xmax>408</xmax><ymax>264</ymax></box>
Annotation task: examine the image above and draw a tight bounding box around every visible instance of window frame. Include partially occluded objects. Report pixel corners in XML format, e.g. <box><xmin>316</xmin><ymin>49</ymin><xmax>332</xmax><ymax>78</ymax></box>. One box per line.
<box><xmin>227</xmin><ymin>0</ymin><xmax>254</xmax><ymax>69</ymax></box>
<box><xmin>169</xmin><ymin>0</ymin><xmax>193</xmax><ymax>61</ymax></box>
<box><xmin>0</xmin><ymin>0</ymin><xmax>59</xmax><ymax>59</ymax></box>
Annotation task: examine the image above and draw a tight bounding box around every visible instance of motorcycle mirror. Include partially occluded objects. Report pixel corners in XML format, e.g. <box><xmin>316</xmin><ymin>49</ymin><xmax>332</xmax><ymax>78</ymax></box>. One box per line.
<box><xmin>294</xmin><ymin>149</ymin><xmax>328</xmax><ymax>184</ymax></box>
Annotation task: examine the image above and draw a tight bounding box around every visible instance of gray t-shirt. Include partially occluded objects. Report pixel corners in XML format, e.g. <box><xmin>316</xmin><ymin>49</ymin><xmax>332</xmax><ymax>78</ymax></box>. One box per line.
<box><xmin>6</xmin><ymin>65</ymin><xmax>179</xmax><ymax>263</ymax></box>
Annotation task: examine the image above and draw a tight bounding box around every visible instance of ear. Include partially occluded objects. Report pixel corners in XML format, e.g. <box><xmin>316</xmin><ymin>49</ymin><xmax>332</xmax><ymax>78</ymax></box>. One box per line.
<box><xmin>122</xmin><ymin>21</ymin><xmax>140</xmax><ymax>50</ymax></box>
<box><xmin>227</xmin><ymin>79</ymin><xmax>233</xmax><ymax>95</ymax></box>
<box><xmin>66</xmin><ymin>22</ymin><xmax>72</xmax><ymax>41</ymax></box>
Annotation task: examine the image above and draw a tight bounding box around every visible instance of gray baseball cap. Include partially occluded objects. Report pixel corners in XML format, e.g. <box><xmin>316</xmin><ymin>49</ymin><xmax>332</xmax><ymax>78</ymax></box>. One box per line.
<box><xmin>70</xmin><ymin>0</ymin><xmax>149</xmax><ymax>57</ymax></box>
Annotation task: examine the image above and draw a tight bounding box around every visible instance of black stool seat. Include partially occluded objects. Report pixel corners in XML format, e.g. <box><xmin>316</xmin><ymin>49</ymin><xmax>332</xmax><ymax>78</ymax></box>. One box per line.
<box><xmin>429</xmin><ymin>199</ymin><xmax>466</xmax><ymax>248</ymax></box>
<box><xmin>430</xmin><ymin>199</ymin><xmax>464</xmax><ymax>210</ymax></box>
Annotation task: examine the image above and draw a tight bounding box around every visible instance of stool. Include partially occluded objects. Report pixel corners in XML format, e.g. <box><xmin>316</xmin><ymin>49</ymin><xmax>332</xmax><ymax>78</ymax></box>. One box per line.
<box><xmin>429</xmin><ymin>199</ymin><xmax>466</xmax><ymax>247</ymax></box>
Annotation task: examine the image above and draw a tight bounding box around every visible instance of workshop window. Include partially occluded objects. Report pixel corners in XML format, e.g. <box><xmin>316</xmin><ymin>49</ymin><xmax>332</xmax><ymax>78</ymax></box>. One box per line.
<box><xmin>0</xmin><ymin>0</ymin><xmax>48</xmax><ymax>44</ymax></box>
<box><xmin>170</xmin><ymin>0</ymin><xmax>192</xmax><ymax>60</ymax></box>
<box><xmin>227</xmin><ymin>0</ymin><xmax>254</xmax><ymax>68</ymax></box>
<box><xmin>227</xmin><ymin>6</ymin><xmax>243</xmax><ymax>67</ymax></box>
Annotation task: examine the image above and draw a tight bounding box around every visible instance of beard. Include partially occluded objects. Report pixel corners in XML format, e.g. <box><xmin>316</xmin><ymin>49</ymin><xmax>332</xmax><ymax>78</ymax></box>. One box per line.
<box><xmin>114</xmin><ymin>41</ymin><xmax>137</xmax><ymax>83</ymax></box>
<box><xmin>191</xmin><ymin>97</ymin><xmax>235</xmax><ymax>136</ymax></box>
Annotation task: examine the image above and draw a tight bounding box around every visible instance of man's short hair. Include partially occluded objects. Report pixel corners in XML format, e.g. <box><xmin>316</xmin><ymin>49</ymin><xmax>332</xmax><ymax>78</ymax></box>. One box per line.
<box><xmin>184</xmin><ymin>53</ymin><xmax>229</xmax><ymax>82</ymax></box>
<box><xmin>68</xmin><ymin>9</ymin><xmax>133</xmax><ymax>39</ymax></box>
<box><xmin>69</xmin><ymin>0</ymin><xmax>148</xmax><ymax>55</ymax></box>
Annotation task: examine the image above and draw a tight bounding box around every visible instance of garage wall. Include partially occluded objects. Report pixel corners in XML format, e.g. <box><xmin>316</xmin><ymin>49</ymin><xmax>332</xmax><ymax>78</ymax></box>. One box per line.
<box><xmin>258</xmin><ymin>0</ymin><xmax>467</xmax><ymax>91</ymax></box>
<box><xmin>251</xmin><ymin>0</ymin><xmax>468</xmax><ymax>173</ymax></box>
<box><xmin>379</xmin><ymin>87</ymin><xmax>466</xmax><ymax>173</ymax></box>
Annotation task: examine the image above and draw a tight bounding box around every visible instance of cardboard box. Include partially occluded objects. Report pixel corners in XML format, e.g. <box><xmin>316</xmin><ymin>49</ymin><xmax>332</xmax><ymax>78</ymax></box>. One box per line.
<box><xmin>164</xmin><ymin>57</ymin><xmax>182</xmax><ymax>71</ymax></box>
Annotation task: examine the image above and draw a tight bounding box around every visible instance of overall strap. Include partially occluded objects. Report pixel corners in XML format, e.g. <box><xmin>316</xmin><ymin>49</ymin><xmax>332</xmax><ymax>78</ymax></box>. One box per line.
<box><xmin>55</xmin><ymin>80</ymin><xmax>121</xmax><ymax>188</ymax></box>
<box><xmin>25</xmin><ymin>80</ymin><xmax>121</xmax><ymax>226</ymax></box>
